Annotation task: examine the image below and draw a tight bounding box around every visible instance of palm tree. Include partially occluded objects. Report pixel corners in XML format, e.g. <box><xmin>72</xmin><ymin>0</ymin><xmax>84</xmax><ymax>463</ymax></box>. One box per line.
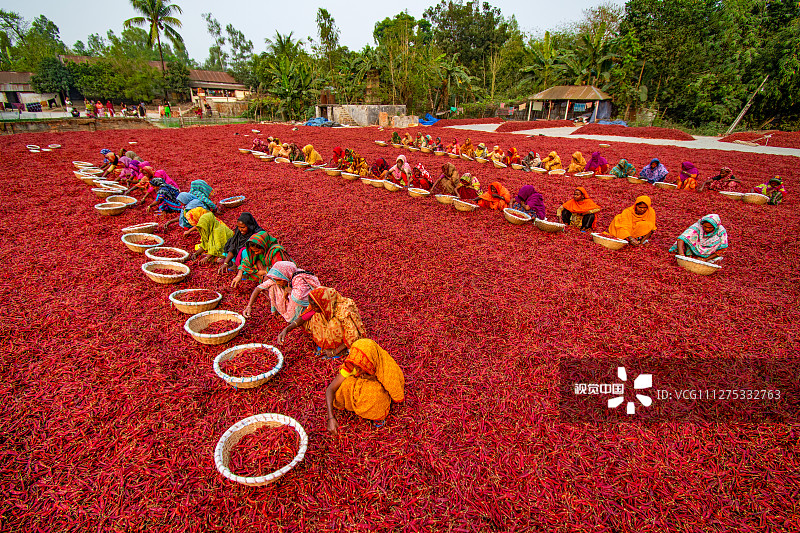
<box><xmin>437</xmin><ymin>55</ymin><xmax>471</xmax><ymax>113</ymax></box>
<box><xmin>265</xmin><ymin>31</ymin><xmax>302</xmax><ymax>61</ymax></box>
<box><xmin>124</xmin><ymin>0</ymin><xmax>184</xmax><ymax>98</ymax></box>
<box><xmin>520</xmin><ymin>31</ymin><xmax>565</xmax><ymax>91</ymax></box>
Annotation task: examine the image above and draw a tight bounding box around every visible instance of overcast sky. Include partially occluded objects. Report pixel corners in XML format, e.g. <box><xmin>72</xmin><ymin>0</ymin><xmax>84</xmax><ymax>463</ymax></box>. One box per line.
<box><xmin>5</xmin><ymin>0</ymin><xmax>617</xmax><ymax>64</ymax></box>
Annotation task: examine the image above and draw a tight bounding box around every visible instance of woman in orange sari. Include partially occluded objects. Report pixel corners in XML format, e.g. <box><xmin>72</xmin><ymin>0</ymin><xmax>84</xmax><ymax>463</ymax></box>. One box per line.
<box><xmin>567</xmin><ymin>151</ymin><xmax>587</xmax><ymax>173</ymax></box>
<box><xmin>461</xmin><ymin>138</ymin><xmax>475</xmax><ymax>158</ymax></box>
<box><xmin>325</xmin><ymin>338</ymin><xmax>405</xmax><ymax>433</ymax></box>
<box><xmin>607</xmin><ymin>195</ymin><xmax>657</xmax><ymax>246</ymax></box>
<box><xmin>277</xmin><ymin>287</ymin><xmax>366</xmax><ymax>358</ymax></box>
<box><xmin>477</xmin><ymin>181</ymin><xmax>511</xmax><ymax>210</ymax></box>
<box><xmin>556</xmin><ymin>187</ymin><xmax>601</xmax><ymax>231</ymax></box>
<box><xmin>502</xmin><ymin>147</ymin><xmax>521</xmax><ymax>166</ymax></box>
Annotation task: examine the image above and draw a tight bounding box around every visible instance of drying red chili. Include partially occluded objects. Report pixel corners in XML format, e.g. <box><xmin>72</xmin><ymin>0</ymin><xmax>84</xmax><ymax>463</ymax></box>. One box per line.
<box><xmin>202</xmin><ymin>320</ymin><xmax>240</xmax><ymax>334</ymax></box>
<box><xmin>571</xmin><ymin>123</ymin><xmax>695</xmax><ymax>140</ymax></box>
<box><xmin>176</xmin><ymin>290</ymin><xmax>218</xmax><ymax>302</ymax></box>
<box><xmin>220</xmin><ymin>348</ymin><xmax>278</xmax><ymax>376</ymax></box>
<box><xmin>228</xmin><ymin>425</ymin><xmax>298</xmax><ymax>477</ymax></box>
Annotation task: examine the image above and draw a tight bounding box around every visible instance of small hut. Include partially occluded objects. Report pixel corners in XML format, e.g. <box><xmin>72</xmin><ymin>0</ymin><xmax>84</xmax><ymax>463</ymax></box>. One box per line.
<box><xmin>525</xmin><ymin>85</ymin><xmax>611</xmax><ymax>122</ymax></box>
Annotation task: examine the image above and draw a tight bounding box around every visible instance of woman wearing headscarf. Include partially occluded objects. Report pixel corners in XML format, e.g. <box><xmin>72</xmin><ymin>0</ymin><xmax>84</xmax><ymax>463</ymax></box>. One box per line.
<box><xmin>431</xmin><ymin>162</ymin><xmax>460</xmax><ymax>196</ymax></box>
<box><xmin>607</xmin><ymin>195</ymin><xmax>657</xmax><ymax>245</ymax></box>
<box><xmin>188</xmin><ymin>179</ymin><xmax>216</xmax><ymax>212</ymax></box>
<box><xmin>414</xmin><ymin>131</ymin><xmax>424</xmax><ymax>148</ymax></box>
<box><xmin>401</xmin><ymin>133</ymin><xmax>414</xmax><ymax>147</ymax></box>
<box><xmin>541</xmin><ymin>151</ymin><xmax>562</xmax><ymax>170</ymax></box>
<box><xmin>669</xmin><ymin>214</ymin><xmax>728</xmax><ymax>263</ymax></box>
<box><xmin>162</xmin><ymin>192</ymin><xmax>201</xmax><ymax>231</ymax></box>
<box><xmin>411</xmin><ymin>163</ymin><xmax>433</xmax><ymax>190</ymax></box>
<box><xmin>370</xmin><ymin>158</ymin><xmax>390</xmax><ymax>180</ymax></box>
<box><xmin>218</xmin><ymin>212</ymin><xmax>263</xmax><ymax>273</ymax></box>
<box><xmin>677</xmin><ymin>161</ymin><xmax>699</xmax><ymax>190</ymax></box>
<box><xmin>391</xmin><ymin>131</ymin><xmax>402</xmax><ymax>145</ymax></box>
<box><xmin>753</xmin><ymin>177</ymin><xmax>786</xmax><ymax>205</ymax></box>
<box><xmin>242</xmin><ymin>261</ymin><xmax>320</xmax><ymax>323</ymax></box>
<box><xmin>145</xmin><ymin>177</ymin><xmax>182</xmax><ymax>214</ymax></box>
<box><xmin>423</xmin><ymin>135</ymin><xmax>433</xmax><ymax>148</ymax></box>
<box><xmin>477</xmin><ymin>181</ymin><xmax>511</xmax><ymax>210</ymax></box>
<box><xmin>100</xmin><ymin>151</ymin><xmax>119</xmax><ymax>177</ymax></box>
<box><xmin>474</xmin><ymin>143</ymin><xmax>488</xmax><ymax>159</ymax></box>
<box><xmin>502</xmin><ymin>147</ymin><xmax>521</xmax><ymax>166</ymax></box>
<box><xmin>269</xmin><ymin>138</ymin><xmax>282</xmax><ymax>156</ymax></box>
<box><xmin>325</xmin><ymin>338</ymin><xmax>405</xmax><ymax>433</ymax></box>
<box><xmin>329</xmin><ymin>146</ymin><xmax>345</xmax><ymax>168</ymax></box>
<box><xmin>231</xmin><ymin>231</ymin><xmax>291</xmax><ymax>287</ymax></box>
<box><xmin>461</xmin><ymin>138</ymin><xmax>476</xmax><ymax>158</ymax></box>
<box><xmin>488</xmin><ymin>145</ymin><xmax>504</xmax><ymax>162</ymax></box>
<box><xmin>557</xmin><ymin>187</ymin><xmax>601</xmax><ymax>231</ymax></box>
<box><xmin>639</xmin><ymin>158</ymin><xmax>669</xmax><ymax>184</ymax></box>
<box><xmin>192</xmin><ymin>212</ymin><xmax>234</xmax><ymax>262</ymax></box>
<box><xmin>699</xmin><ymin>167</ymin><xmax>741</xmax><ymax>192</ymax></box>
<box><xmin>585</xmin><ymin>151</ymin><xmax>609</xmax><ymax>175</ymax></box>
<box><xmin>277</xmin><ymin>286</ymin><xmax>367</xmax><ymax>358</ymax></box>
<box><xmin>302</xmin><ymin>144</ymin><xmax>324</xmax><ymax>165</ymax></box>
<box><xmin>610</xmin><ymin>159</ymin><xmax>637</xmax><ymax>179</ymax></box>
<box><xmin>388</xmin><ymin>155</ymin><xmax>412</xmax><ymax>186</ymax></box>
<box><xmin>252</xmin><ymin>138</ymin><xmax>269</xmax><ymax>152</ymax></box>
<box><xmin>287</xmin><ymin>143</ymin><xmax>304</xmax><ymax>162</ymax></box>
<box><xmin>521</xmin><ymin>151</ymin><xmax>541</xmax><ymax>170</ymax></box>
<box><xmin>567</xmin><ymin>151</ymin><xmax>587</xmax><ymax>173</ymax></box>
<box><xmin>456</xmin><ymin>173</ymin><xmax>481</xmax><ymax>200</ymax></box>
<box><xmin>432</xmin><ymin>137</ymin><xmax>444</xmax><ymax>151</ymax></box>
<box><xmin>512</xmin><ymin>185</ymin><xmax>546</xmax><ymax>219</ymax></box>
<box><xmin>446</xmin><ymin>138</ymin><xmax>461</xmax><ymax>155</ymax></box>
<box><xmin>344</xmin><ymin>149</ymin><xmax>369</xmax><ymax>176</ymax></box>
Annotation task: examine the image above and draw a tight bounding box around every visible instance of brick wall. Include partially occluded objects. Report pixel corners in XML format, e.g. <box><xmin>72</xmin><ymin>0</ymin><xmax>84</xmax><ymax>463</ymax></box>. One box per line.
<box><xmin>1</xmin><ymin>118</ymin><xmax>156</xmax><ymax>135</ymax></box>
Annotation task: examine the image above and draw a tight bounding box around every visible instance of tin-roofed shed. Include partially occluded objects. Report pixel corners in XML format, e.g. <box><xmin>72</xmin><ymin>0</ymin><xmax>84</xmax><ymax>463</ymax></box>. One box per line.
<box><xmin>524</xmin><ymin>85</ymin><xmax>612</xmax><ymax>121</ymax></box>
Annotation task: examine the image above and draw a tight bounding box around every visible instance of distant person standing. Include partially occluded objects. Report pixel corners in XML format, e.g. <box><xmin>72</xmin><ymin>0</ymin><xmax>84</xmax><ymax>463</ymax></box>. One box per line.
<box><xmin>95</xmin><ymin>100</ymin><xmax>104</xmax><ymax>117</ymax></box>
<box><xmin>106</xmin><ymin>100</ymin><xmax>114</xmax><ymax>117</ymax></box>
<box><xmin>164</xmin><ymin>102</ymin><xmax>171</xmax><ymax>118</ymax></box>
<box><xmin>138</xmin><ymin>102</ymin><xmax>146</xmax><ymax>118</ymax></box>
<box><xmin>64</xmin><ymin>97</ymin><xmax>72</xmax><ymax>115</ymax></box>
<box><xmin>85</xmin><ymin>99</ymin><xmax>93</xmax><ymax>117</ymax></box>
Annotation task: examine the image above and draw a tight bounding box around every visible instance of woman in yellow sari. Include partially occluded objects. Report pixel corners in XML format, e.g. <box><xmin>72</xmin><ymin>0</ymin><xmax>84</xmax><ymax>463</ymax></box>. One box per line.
<box><xmin>325</xmin><ymin>338</ymin><xmax>405</xmax><ymax>433</ymax></box>
<box><xmin>461</xmin><ymin>138</ymin><xmax>476</xmax><ymax>158</ymax></box>
<box><xmin>302</xmin><ymin>144</ymin><xmax>323</xmax><ymax>165</ymax></box>
<box><xmin>542</xmin><ymin>151</ymin><xmax>562</xmax><ymax>170</ymax></box>
<box><xmin>276</xmin><ymin>287</ymin><xmax>366</xmax><ymax>357</ymax></box>
<box><xmin>567</xmin><ymin>151</ymin><xmax>586</xmax><ymax>173</ymax></box>
<box><xmin>192</xmin><ymin>212</ymin><xmax>234</xmax><ymax>263</ymax></box>
<box><xmin>607</xmin><ymin>195</ymin><xmax>657</xmax><ymax>246</ymax></box>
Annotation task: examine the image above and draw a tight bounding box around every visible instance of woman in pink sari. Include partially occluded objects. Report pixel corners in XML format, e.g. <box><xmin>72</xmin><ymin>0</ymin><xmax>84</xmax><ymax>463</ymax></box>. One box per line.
<box><xmin>387</xmin><ymin>155</ymin><xmax>412</xmax><ymax>186</ymax></box>
<box><xmin>242</xmin><ymin>261</ymin><xmax>320</xmax><ymax>323</ymax></box>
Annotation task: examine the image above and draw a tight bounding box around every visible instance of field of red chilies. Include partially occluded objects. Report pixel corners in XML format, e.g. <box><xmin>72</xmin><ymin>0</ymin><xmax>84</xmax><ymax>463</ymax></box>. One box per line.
<box><xmin>1</xmin><ymin>122</ymin><xmax>799</xmax><ymax>532</ymax></box>
<box><xmin>572</xmin><ymin>123</ymin><xmax>696</xmax><ymax>141</ymax></box>
<box><xmin>720</xmin><ymin>130</ymin><xmax>800</xmax><ymax>150</ymax></box>
<box><xmin>495</xmin><ymin>120</ymin><xmax>575</xmax><ymax>133</ymax></box>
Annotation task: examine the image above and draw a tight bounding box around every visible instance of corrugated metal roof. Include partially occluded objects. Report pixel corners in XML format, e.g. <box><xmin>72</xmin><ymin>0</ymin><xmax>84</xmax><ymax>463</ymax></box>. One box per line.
<box><xmin>530</xmin><ymin>85</ymin><xmax>611</xmax><ymax>101</ymax></box>
<box><xmin>0</xmin><ymin>71</ymin><xmax>33</xmax><ymax>85</ymax></box>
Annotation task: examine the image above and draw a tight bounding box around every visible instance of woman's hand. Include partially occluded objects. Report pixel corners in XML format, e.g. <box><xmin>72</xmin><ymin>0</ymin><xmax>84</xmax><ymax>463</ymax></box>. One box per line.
<box><xmin>327</xmin><ymin>417</ymin><xmax>338</xmax><ymax>434</ymax></box>
<box><xmin>218</xmin><ymin>262</ymin><xmax>230</xmax><ymax>275</ymax></box>
<box><xmin>276</xmin><ymin>327</ymin><xmax>290</xmax><ymax>345</ymax></box>
<box><xmin>230</xmin><ymin>272</ymin><xmax>243</xmax><ymax>288</ymax></box>
<box><xmin>242</xmin><ymin>305</ymin><xmax>252</xmax><ymax>319</ymax></box>
<box><xmin>199</xmin><ymin>254</ymin><xmax>212</xmax><ymax>264</ymax></box>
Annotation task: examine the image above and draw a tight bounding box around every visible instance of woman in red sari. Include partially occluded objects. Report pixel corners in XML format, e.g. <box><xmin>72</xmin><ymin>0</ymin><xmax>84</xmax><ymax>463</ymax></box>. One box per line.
<box><xmin>477</xmin><ymin>181</ymin><xmax>511</xmax><ymax>209</ymax></box>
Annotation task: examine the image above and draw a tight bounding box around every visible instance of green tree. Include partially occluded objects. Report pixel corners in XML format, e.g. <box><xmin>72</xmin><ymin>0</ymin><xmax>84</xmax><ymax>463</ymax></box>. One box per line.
<box><xmin>31</xmin><ymin>55</ymin><xmax>70</xmax><ymax>99</ymax></box>
<box><xmin>201</xmin><ymin>13</ymin><xmax>226</xmax><ymax>70</ymax></box>
<box><xmin>124</xmin><ymin>0</ymin><xmax>184</xmax><ymax>97</ymax></box>
<box><xmin>519</xmin><ymin>32</ymin><xmax>565</xmax><ymax>92</ymax></box>
<box><xmin>164</xmin><ymin>59</ymin><xmax>190</xmax><ymax>99</ymax></box>
<box><xmin>225</xmin><ymin>23</ymin><xmax>253</xmax><ymax>86</ymax></box>
<box><xmin>316</xmin><ymin>8</ymin><xmax>340</xmax><ymax>74</ymax></box>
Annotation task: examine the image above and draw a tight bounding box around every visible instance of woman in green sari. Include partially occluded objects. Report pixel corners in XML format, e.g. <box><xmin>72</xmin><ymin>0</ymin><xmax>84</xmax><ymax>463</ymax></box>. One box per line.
<box><xmin>230</xmin><ymin>231</ymin><xmax>291</xmax><ymax>287</ymax></box>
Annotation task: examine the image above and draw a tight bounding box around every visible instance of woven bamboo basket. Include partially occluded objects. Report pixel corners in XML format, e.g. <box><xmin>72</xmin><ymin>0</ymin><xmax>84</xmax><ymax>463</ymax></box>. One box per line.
<box><xmin>92</xmin><ymin>187</ymin><xmax>120</xmax><ymax>199</ymax></box>
<box><xmin>408</xmin><ymin>188</ymin><xmax>430</xmax><ymax>198</ymax></box>
<box><xmin>549</xmin><ymin>169</ymin><xmax>566</xmax><ymax>176</ymax></box>
<box><xmin>214</xmin><ymin>413</ymin><xmax>308</xmax><ymax>487</ymax></box>
<box><xmin>574</xmin><ymin>172</ymin><xmax>594</xmax><ymax>178</ymax></box>
<box><xmin>719</xmin><ymin>191</ymin><xmax>744</xmax><ymax>201</ymax></box>
<box><xmin>29</xmin><ymin>149</ymin><xmax>41</xmax><ymax>153</ymax></box>
<box><xmin>391</xmin><ymin>143</ymin><xmax>402</xmax><ymax>148</ymax></box>
<box><xmin>591</xmin><ymin>232</ymin><xmax>628</xmax><ymax>250</ymax></box>
<box><xmin>511</xmin><ymin>163</ymin><xmax>524</xmax><ymax>170</ymax></box>
<box><xmin>128</xmin><ymin>141</ymin><xmax>138</xmax><ymax>145</ymax></box>
<box><xmin>121</xmin><ymin>222</ymin><xmax>158</xmax><ymax>235</ymax></box>
<box><xmin>375</xmin><ymin>140</ymin><xmax>388</xmax><ymax>146</ymax></box>
<box><xmin>435</xmin><ymin>151</ymin><xmax>446</xmax><ymax>156</ymax></box>
<box><xmin>535</xmin><ymin>219</ymin><xmax>565</xmax><ymax>233</ymax></box>
<box><xmin>142</xmin><ymin>260</ymin><xmax>191</xmax><ymax>285</ymax></box>
<box><xmin>493</xmin><ymin>161</ymin><xmax>508</xmax><ymax>169</ymax></box>
<box><xmin>531</xmin><ymin>167</ymin><xmax>547</xmax><ymax>174</ymax></box>
<box><xmin>106</xmin><ymin>195</ymin><xmax>137</xmax><ymax>207</ymax></box>
<box><xmin>460</xmin><ymin>154</ymin><xmax>473</xmax><ymax>161</ymax></box>
<box><xmin>213</xmin><ymin>344</ymin><xmax>284</xmax><ymax>389</ymax></box>
<box><xmin>599</xmin><ymin>143</ymin><xmax>611</xmax><ymax>148</ymax></box>
<box><xmin>238</xmin><ymin>148</ymin><xmax>252</xmax><ymax>154</ymax></box>
<box><xmin>453</xmin><ymin>199</ymin><xmax>478</xmax><ymax>211</ymax></box>
<box><xmin>292</xmin><ymin>161</ymin><xmax>310</xmax><ymax>168</ymax></box>
<box><xmin>360</xmin><ymin>178</ymin><xmax>374</xmax><ymax>185</ymax></box>
<box><xmin>95</xmin><ymin>202</ymin><xmax>127</xmax><ymax>216</ymax></box>
<box><xmin>383</xmin><ymin>180</ymin><xmax>402</xmax><ymax>192</ymax></box>
<box><xmin>420</xmin><ymin>147</ymin><xmax>432</xmax><ymax>153</ymax></box>
<box><xmin>80</xmin><ymin>167</ymin><xmax>103</xmax><ymax>175</ymax></box>
<box><xmin>146</xmin><ymin>246</ymin><xmax>190</xmax><ymax>263</ymax></box>
<box><xmin>627</xmin><ymin>177</ymin><xmax>647</xmax><ymax>184</ymax></box>
<box><xmin>274</xmin><ymin>157</ymin><xmax>290</xmax><ymax>164</ymax></box>
<box><xmin>184</xmin><ymin>310</ymin><xmax>245</xmax><ymax>345</ymax></box>
<box><xmin>341</xmin><ymin>172</ymin><xmax>360</xmax><ymax>181</ymax></box>
<box><xmin>743</xmin><ymin>193</ymin><xmax>769</xmax><ymax>205</ymax></box>
<box><xmin>676</xmin><ymin>255</ymin><xmax>722</xmax><ymax>275</ymax></box>
<box><xmin>448</xmin><ymin>153</ymin><xmax>460</xmax><ymax>159</ymax></box>
<box><xmin>250</xmin><ymin>151</ymin><xmax>267</xmax><ymax>158</ymax></box>
<box><xmin>73</xmin><ymin>161</ymin><xmax>93</xmax><ymax>168</ymax></box>
<box><xmin>74</xmin><ymin>170</ymin><xmax>94</xmax><ymax>179</ymax></box>
<box><xmin>93</xmin><ymin>178</ymin><xmax>119</xmax><ymax>187</ymax></box>
<box><xmin>654</xmin><ymin>182</ymin><xmax>678</xmax><ymax>190</ymax></box>
<box><xmin>41</xmin><ymin>148</ymin><xmax>52</xmax><ymax>152</ymax></box>
<box><xmin>48</xmin><ymin>144</ymin><xmax>61</xmax><ymax>149</ymax></box>
<box><xmin>122</xmin><ymin>232</ymin><xmax>164</xmax><ymax>253</ymax></box>
<box><xmin>596</xmin><ymin>174</ymin><xmax>615</xmax><ymax>181</ymax></box>
<box><xmin>220</xmin><ymin>196</ymin><xmax>247</xmax><ymax>208</ymax></box>
<box><xmin>371</xmin><ymin>179</ymin><xmax>385</xmax><ymax>189</ymax></box>
<box><xmin>435</xmin><ymin>194</ymin><xmax>456</xmax><ymax>204</ymax></box>
<box><xmin>324</xmin><ymin>168</ymin><xmax>342</xmax><ymax>177</ymax></box>
<box><xmin>26</xmin><ymin>144</ymin><xmax>40</xmax><ymax>149</ymax></box>
<box><xmin>409</xmin><ymin>147</ymin><xmax>420</xmax><ymax>152</ymax></box>
<box><xmin>259</xmin><ymin>155</ymin><xmax>275</xmax><ymax>162</ymax></box>
<box><xmin>169</xmin><ymin>288</ymin><xmax>222</xmax><ymax>314</ymax></box>
<box><xmin>503</xmin><ymin>208</ymin><xmax>531</xmax><ymax>225</ymax></box>
<box><xmin>475</xmin><ymin>157</ymin><xmax>489</xmax><ymax>164</ymax></box>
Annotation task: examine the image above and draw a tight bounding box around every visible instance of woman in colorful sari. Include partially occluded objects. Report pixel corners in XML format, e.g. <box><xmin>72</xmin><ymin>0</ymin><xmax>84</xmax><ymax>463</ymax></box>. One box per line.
<box><xmin>188</xmin><ymin>179</ymin><xmax>216</xmax><ymax>212</ymax></box>
<box><xmin>423</xmin><ymin>135</ymin><xmax>433</xmax><ymax>148</ymax></box>
<box><xmin>474</xmin><ymin>143</ymin><xmax>488</xmax><ymax>159</ymax></box>
<box><xmin>411</xmin><ymin>163</ymin><xmax>433</xmax><ymax>190</ymax></box>
<box><xmin>243</xmin><ymin>261</ymin><xmax>320</xmax><ymax>323</ymax></box>
<box><xmin>607</xmin><ymin>195</ymin><xmax>657</xmax><ymax>246</ymax></box>
<box><xmin>345</xmin><ymin>149</ymin><xmax>369</xmax><ymax>176</ymax></box>
<box><xmin>329</xmin><ymin>146</ymin><xmax>345</xmax><ymax>168</ymax></box>
<box><xmin>370</xmin><ymin>158</ymin><xmax>390</xmax><ymax>180</ymax></box>
<box><xmin>502</xmin><ymin>147</ymin><xmax>521</xmax><ymax>166</ymax></box>
<box><xmin>414</xmin><ymin>131</ymin><xmax>424</xmax><ymax>148</ymax></box>
<box><xmin>699</xmin><ymin>167</ymin><xmax>741</xmax><ymax>192</ymax></box>
<box><xmin>192</xmin><ymin>212</ymin><xmax>234</xmax><ymax>263</ymax></box>
<box><xmin>231</xmin><ymin>231</ymin><xmax>291</xmax><ymax>287</ymax></box>
<box><xmin>677</xmin><ymin>161</ymin><xmax>699</xmax><ymax>190</ymax></box>
<box><xmin>488</xmin><ymin>145</ymin><xmax>504</xmax><ymax>163</ymax></box>
<box><xmin>277</xmin><ymin>286</ymin><xmax>367</xmax><ymax>358</ymax></box>
<box><xmin>391</xmin><ymin>131</ymin><xmax>402</xmax><ymax>145</ymax></box>
<box><xmin>287</xmin><ymin>143</ymin><xmax>304</xmax><ymax>162</ymax></box>
<box><xmin>218</xmin><ymin>212</ymin><xmax>263</xmax><ymax>273</ymax></box>
<box><xmin>753</xmin><ymin>177</ymin><xmax>786</xmax><ymax>205</ymax></box>
<box><xmin>446</xmin><ymin>138</ymin><xmax>461</xmax><ymax>155</ymax></box>
<box><xmin>252</xmin><ymin>138</ymin><xmax>269</xmax><ymax>152</ymax></box>
<box><xmin>669</xmin><ymin>214</ymin><xmax>728</xmax><ymax>263</ymax></box>
<box><xmin>162</xmin><ymin>192</ymin><xmax>201</xmax><ymax>231</ymax></box>
<box><xmin>430</xmin><ymin>162</ymin><xmax>460</xmax><ymax>196</ymax></box>
<box><xmin>639</xmin><ymin>158</ymin><xmax>668</xmax><ymax>184</ymax></box>
<box><xmin>388</xmin><ymin>155</ymin><xmax>412</xmax><ymax>186</ymax></box>
<box><xmin>541</xmin><ymin>151</ymin><xmax>562</xmax><ymax>170</ymax></box>
<box><xmin>512</xmin><ymin>185</ymin><xmax>546</xmax><ymax>219</ymax></box>
<box><xmin>302</xmin><ymin>144</ymin><xmax>324</xmax><ymax>166</ymax></box>
<box><xmin>610</xmin><ymin>159</ymin><xmax>636</xmax><ymax>179</ymax></box>
<box><xmin>401</xmin><ymin>133</ymin><xmax>414</xmax><ymax>147</ymax></box>
<box><xmin>145</xmin><ymin>177</ymin><xmax>182</xmax><ymax>214</ymax></box>
<box><xmin>100</xmin><ymin>151</ymin><xmax>119</xmax><ymax>177</ymax></box>
<box><xmin>585</xmin><ymin>151</ymin><xmax>609</xmax><ymax>175</ymax></box>
<box><xmin>432</xmin><ymin>137</ymin><xmax>444</xmax><ymax>151</ymax></box>
<box><xmin>477</xmin><ymin>181</ymin><xmax>511</xmax><ymax>210</ymax></box>
<box><xmin>557</xmin><ymin>187</ymin><xmax>601</xmax><ymax>231</ymax></box>
<box><xmin>521</xmin><ymin>151</ymin><xmax>541</xmax><ymax>170</ymax></box>
<box><xmin>456</xmin><ymin>173</ymin><xmax>481</xmax><ymax>200</ymax></box>
<box><xmin>461</xmin><ymin>138</ymin><xmax>476</xmax><ymax>158</ymax></box>
<box><xmin>325</xmin><ymin>338</ymin><xmax>405</xmax><ymax>433</ymax></box>
<box><xmin>567</xmin><ymin>151</ymin><xmax>587</xmax><ymax>173</ymax></box>
<box><xmin>269</xmin><ymin>138</ymin><xmax>282</xmax><ymax>156</ymax></box>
